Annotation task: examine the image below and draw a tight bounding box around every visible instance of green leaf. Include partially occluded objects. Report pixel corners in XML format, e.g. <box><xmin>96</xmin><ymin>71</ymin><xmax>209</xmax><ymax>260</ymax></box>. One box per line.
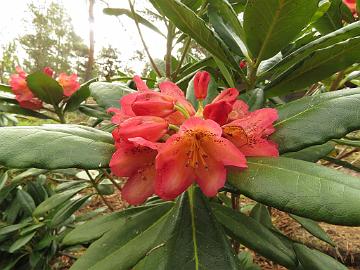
<box><xmin>149</xmin><ymin>0</ymin><xmax>237</xmax><ymax>69</ymax></box>
<box><xmin>333</xmin><ymin>138</ymin><xmax>360</xmax><ymax>147</ymax></box>
<box><xmin>212</xmin><ymin>203</ymin><xmax>297</xmax><ymax>268</ymax></box>
<box><xmin>50</xmin><ymin>194</ymin><xmax>91</xmax><ymax>227</ymax></box>
<box><xmin>0</xmin><ymin>104</ymin><xmax>51</xmax><ymax>119</ymax></box>
<box><xmin>323</xmin><ymin>157</ymin><xmax>360</xmax><ymax>173</ymax></box>
<box><xmin>8</xmin><ymin>231</ymin><xmax>36</xmax><ymax>253</ymax></box>
<box><xmin>282</xmin><ymin>142</ymin><xmax>335</xmax><ymax>162</ymax></box>
<box><xmin>208</xmin><ymin>0</ymin><xmax>248</xmax><ymax>58</ymax></box>
<box><xmin>0</xmin><ymin>83</ymin><xmax>12</xmax><ymax>93</ymax></box>
<box><xmin>0</xmin><ymin>220</ymin><xmax>32</xmax><ymax>235</ymax></box>
<box><xmin>290</xmin><ymin>214</ymin><xmax>335</xmax><ymax>246</ymax></box>
<box><xmin>265</xmin><ymin>37</ymin><xmax>360</xmax><ymax>97</ymax></box>
<box><xmin>90</xmin><ymin>82</ymin><xmax>135</xmax><ymax>109</ymax></box>
<box><xmin>293</xmin><ymin>243</ymin><xmax>347</xmax><ymax>270</ymax></box>
<box><xmin>186</xmin><ymin>73</ymin><xmax>218</xmax><ymax>109</ymax></box>
<box><xmin>261</xmin><ymin>21</ymin><xmax>360</xmax><ymax>80</ymax></box>
<box><xmin>250</xmin><ymin>203</ymin><xmax>274</xmax><ymax>229</ymax></box>
<box><xmin>103</xmin><ymin>8</ymin><xmax>166</xmax><ymax>38</ymax></box>
<box><xmin>239</xmin><ymin>88</ymin><xmax>264</xmax><ymax>111</ymax></box>
<box><xmin>358</xmin><ymin>0</ymin><xmax>360</xmax><ymax>14</ymax></box>
<box><xmin>213</xmin><ymin>56</ymin><xmax>236</xmax><ymax>87</ymax></box>
<box><xmin>79</xmin><ymin>105</ymin><xmax>110</xmax><ymax>119</ymax></box>
<box><xmin>237</xmin><ymin>251</ymin><xmax>261</xmax><ymax>270</ymax></box>
<box><xmin>62</xmin><ymin>205</ymin><xmax>160</xmax><ymax>245</ymax></box>
<box><xmin>65</xmin><ymin>78</ymin><xmax>96</xmax><ymax>112</ymax></box>
<box><xmin>0</xmin><ymin>171</ymin><xmax>8</xmax><ymax>191</ymax></box>
<box><xmin>271</xmin><ymin>89</ymin><xmax>360</xmax><ymax>153</ymax></box>
<box><xmin>0</xmin><ymin>125</ymin><xmax>114</xmax><ymax>170</ymax></box>
<box><xmin>243</xmin><ymin>0</ymin><xmax>317</xmax><ymax>61</ymax></box>
<box><xmin>70</xmin><ymin>203</ymin><xmax>174</xmax><ymax>270</ymax></box>
<box><xmin>0</xmin><ymin>91</ymin><xmax>17</xmax><ymax>103</ymax></box>
<box><xmin>33</xmin><ymin>184</ymin><xmax>88</xmax><ymax>217</ymax></box>
<box><xmin>26</xmin><ymin>71</ymin><xmax>64</xmax><ymax>105</ymax></box>
<box><xmin>229</xmin><ymin>157</ymin><xmax>360</xmax><ymax>225</ymax></box>
<box><xmin>16</xmin><ymin>189</ymin><xmax>36</xmax><ymax>216</ymax></box>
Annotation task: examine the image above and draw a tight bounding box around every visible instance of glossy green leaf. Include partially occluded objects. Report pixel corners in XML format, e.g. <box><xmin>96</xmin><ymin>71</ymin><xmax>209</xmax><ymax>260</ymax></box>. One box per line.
<box><xmin>0</xmin><ymin>104</ymin><xmax>51</xmax><ymax>119</ymax></box>
<box><xmin>26</xmin><ymin>72</ymin><xmax>64</xmax><ymax>105</ymax></box>
<box><xmin>261</xmin><ymin>21</ymin><xmax>360</xmax><ymax>80</ymax></box>
<box><xmin>50</xmin><ymin>194</ymin><xmax>91</xmax><ymax>227</ymax></box>
<box><xmin>250</xmin><ymin>203</ymin><xmax>273</xmax><ymax>229</ymax></box>
<box><xmin>243</xmin><ymin>0</ymin><xmax>317</xmax><ymax>61</ymax></box>
<box><xmin>103</xmin><ymin>8</ymin><xmax>166</xmax><ymax>38</ymax></box>
<box><xmin>20</xmin><ymin>224</ymin><xmax>44</xmax><ymax>236</ymax></box>
<box><xmin>293</xmin><ymin>243</ymin><xmax>347</xmax><ymax>270</ymax></box>
<box><xmin>239</xmin><ymin>88</ymin><xmax>264</xmax><ymax>111</ymax></box>
<box><xmin>212</xmin><ymin>203</ymin><xmax>297</xmax><ymax>268</ymax></box>
<box><xmin>265</xmin><ymin>37</ymin><xmax>360</xmax><ymax>97</ymax></box>
<box><xmin>0</xmin><ymin>221</ymin><xmax>32</xmax><ymax>235</ymax></box>
<box><xmin>65</xmin><ymin>78</ymin><xmax>96</xmax><ymax>112</ymax></box>
<box><xmin>16</xmin><ymin>189</ymin><xmax>36</xmax><ymax>216</ymax></box>
<box><xmin>282</xmin><ymin>142</ymin><xmax>335</xmax><ymax>162</ymax></box>
<box><xmin>62</xmin><ymin>205</ymin><xmax>159</xmax><ymax>245</ymax></box>
<box><xmin>272</xmin><ymin>89</ymin><xmax>360</xmax><ymax>153</ymax></box>
<box><xmin>90</xmin><ymin>82</ymin><xmax>135</xmax><ymax>109</ymax></box>
<box><xmin>333</xmin><ymin>138</ymin><xmax>360</xmax><ymax>147</ymax></box>
<box><xmin>79</xmin><ymin>105</ymin><xmax>110</xmax><ymax>119</ymax></box>
<box><xmin>290</xmin><ymin>214</ymin><xmax>335</xmax><ymax>246</ymax></box>
<box><xmin>208</xmin><ymin>0</ymin><xmax>248</xmax><ymax>57</ymax></box>
<box><xmin>34</xmin><ymin>184</ymin><xmax>88</xmax><ymax>217</ymax></box>
<box><xmin>149</xmin><ymin>0</ymin><xmax>237</xmax><ymax>69</ymax></box>
<box><xmin>229</xmin><ymin>157</ymin><xmax>360</xmax><ymax>225</ymax></box>
<box><xmin>0</xmin><ymin>125</ymin><xmax>114</xmax><ymax>170</ymax></box>
<box><xmin>8</xmin><ymin>231</ymin><xmax>36</xmax><ymax>253</ymax></box>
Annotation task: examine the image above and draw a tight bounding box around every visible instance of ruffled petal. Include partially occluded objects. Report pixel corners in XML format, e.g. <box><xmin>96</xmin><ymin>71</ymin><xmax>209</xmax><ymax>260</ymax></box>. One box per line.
<box><xmin>238</xmin><ymin>138</ymin><xmax>279</xmax><ymax>157</ymax></box>
<box><xmin>203</xmin><ymin>101</ymin><xmax>233</xmax><ymax>126</ymax></box>
<box><xmin>107</xmin><ymin>107</ymin><xmax>130</xmax><ymax>125</ymax></box>
<box><xmin>120</xmin><ymin>93</ymin><xmax>138</xmax><ymax>116</ymax></box>
<box><xmin>179</xmin><ymin>117</ymin><xmax>223</xmax><ymax>137</ymax></box>
<box><xmin>109</xmin><ymin>141</ymin><xmax>157</xmax><ymax>177</ymax></box>
<box><xmin>228</xmin><ymin>100</ymin><xmax>249</xmax><ymax>122</ymax></box>
<box><xmin>212</xmin><ymin>88</ymin><xmax>239</xmax><ymax>104</ymax></box>
<box><xmin>159</xmin><ymin>81</ymin><xmax>185</xmax><ymax>99</ymax></box>
<box><xmin>133</xmin><ymin>75</ymin><xmax>150</xmax><ymax>91</ymax></box>
<box><xmin>122</xmin><ymin>165</ymin><xmax>155</xmax><ymax>205</ymax></box>
<box><xmin>200</xmin><ymin>136</ymin><xmax>247</xmax><ymax>168</ymax></box>
<box><xmin>195</xmin><ymin>157</ymin><xmax>226</xmax><ymax>197</ymax></box>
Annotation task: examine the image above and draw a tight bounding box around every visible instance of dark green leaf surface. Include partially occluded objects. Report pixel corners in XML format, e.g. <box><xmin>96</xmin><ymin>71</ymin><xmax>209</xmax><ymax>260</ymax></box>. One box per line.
<box><xmin>293</xmin><ymin>243</ymin><xmax>347</xmax><ymax>270</ymax></box>
<box><xmin>0</xmin><ymin>104</ymin><xmax>51</xmax><ymax>119</ymax></box>
<box><xmin>89</xmin><ymin>82</ymin><xmax>135</xmax><ymax>109</ymax></box>
<box><xmin>282</xmin><ymin>142</ymin><xmax>335</xmax><ymax>162</ymax></box>
<box><xmin>229</xmin><ymin>157</ymin><xmax>360</xmax><ymax>225</ymax></box>
<box><xmin>314</xmin><ymin>0</ymin><xmax>346</xmax><ymax>34</ymax></box>
<box><xmin>272</xmin><ymin>89</ymin><xmax>360</xmax><ymax>153</ymax></box>
<box><xmin>16</xmin><ymin>189</ymin><xmax>36</xmax><ymax>216</ymax></box>
<box><xmin>0</xmin><ymin>125</ymin><xmax>114</xmax><ymax>170</ymax></box>
<box><xmin>243</xmin><ymin>0</ymin><xmax>317</xmax><ymax>61</ymax></box>
<box><xmin>8</xmin><ymin>231</ymin><xmax>36</xmax><ymax>253</ymax></box>
<box><xmin>65</xmin><ymin>79</ymin><xmax>96</xmax><ymax>112</ymax></box>
<box><xmin>261</xmin><ymin>21</ymin><xmax>360</xmax><ymax>80</ymax></box>
<box><xmin>212</xmin><ymin>203</ymin><xmax>297</xmax><ymax>268</ymax></box>
<box><xmin>239</xmin><ymin>88</ymin><xmax>264</xmax><ymax>111</ymax></box>
<box><xmin>150</xmin><ymin>0</ymin><xmax>237</xmax><ymax>69</ymax></box>
<box><xmin>26</xmin><ymin>72</ymin><xmax>64</xmax><ymax>105</ymax></box>
<box><xmin>290</xmin><ymin>214</ymin><xmax>335</xmax><ymax>246</ymax></box>
<box><xmin>265</xmin><ymin>37</ymin><xmax>360</xmax><ymax>97</ymax></box>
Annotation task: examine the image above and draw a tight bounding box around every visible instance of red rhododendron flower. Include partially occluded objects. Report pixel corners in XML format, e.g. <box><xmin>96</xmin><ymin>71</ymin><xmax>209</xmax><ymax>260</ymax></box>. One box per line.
<box><xmin>109</xmin><ymin>74</ymin><xmax>278</xmax><ymax>205</ymax></box>
<box><xmin>9</xmin><ymin>67</ymin><xmax>42</xmax><ymax>110</ymax></box>
<box><xmin>57</xmin><ymin>73</ymin><xmax>80</xmax><ymax>97</ymax></box>
<box><xmin>239</xmin><ymin>60</ymin><xmax>247</xmax><ymax>69</ymax></box>
<box><xmin>155</xmin><ymin>117</ymin><xmax>247</xmax><ymax>199</ymax></box>
<box><xmin>343</xmin><ymin>0</ymin><xmax>357</xmax><ymax>13</ymax></box>
<box><xmin>193</xmin><ymin>71</ymin><xmax>211</xmax><ymax>100</ymax></box>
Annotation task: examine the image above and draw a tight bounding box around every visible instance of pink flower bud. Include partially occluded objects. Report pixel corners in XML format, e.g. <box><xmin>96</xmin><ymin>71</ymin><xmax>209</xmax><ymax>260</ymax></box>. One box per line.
<box><xmin>239</xmin><ymin>60</ymin><xmax>247</xmax><ymax>69</ymax></box>
<box><xmin>193</xmin><ymin>71</ymin><xmax>211</xmax><ymax>100</ymax></box>
<box><xmin>43</xmin><ymin>67</ymin><xmax>54</xmax><ymax>77</ymax></box>
<box><xmin>131</xmin><ymin>92</ymin><xmax>175</xmax><ymax>117</ymax></box>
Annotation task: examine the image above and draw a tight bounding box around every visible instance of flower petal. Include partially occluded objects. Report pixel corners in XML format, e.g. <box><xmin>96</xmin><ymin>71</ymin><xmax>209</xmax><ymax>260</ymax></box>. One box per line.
<box><xmin>179</xmin><ymin>117</ymin><xmax>223</xmax><ymax>137</ymax></box>
<box><xmin>238</xmin><ymin>138</ymin><xmax>279</xmax><ymax>157</ymax></box>
<box><xmin>133</xmin><ymin>75</ymin><xmax>150</xmax><ymax>91</ymax></box>
<box><xmin>203</xmin><ymin>101</ymin><xmax>233</xmax><ymax>126</ymax></box>
<box><xmin>212</xmin><ymin>88</ymin><xmax>239</xmax><ymax>104</ymax></box>
<box><xmin>195</xmin><ymin>157</ymin><xmax>226</xmax><ymax>197</ymax></box>
<box><xmin>120</xmin><ymin>93</ymin><xmax>138</xmax><ymax>116</ymax></box>
<box><xmin>159</xmin><ymin>81</ymin><xmax>185</xmax><ymax>99</ymax></box>
<box><xmin>228</xmin><ymin>100</ymin><xmax>249</xmax><ymax>122</ymax></box>
<box><xmin>122</xmin><ymin>165</ymin><xmax>155</xmax><ymax>205</ymax></box>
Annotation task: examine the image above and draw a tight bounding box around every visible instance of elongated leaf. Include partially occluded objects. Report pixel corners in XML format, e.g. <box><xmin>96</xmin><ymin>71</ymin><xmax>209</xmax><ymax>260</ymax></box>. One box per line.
<box><xmin>0</xmin><ymin>125</ymin><xmax>114</xmax><ymax>170</ymax></box>
<box><xmin>8</xmin><ymin>231</ymin><xmax>36</xmax><ymax>253</ymax></box>
<box><xmin>290</xmin><ymin>214</ymin><xmax>335</xmax><ymax>246</ymax></box>
<box><xmin>103</xmin><ymin>8</ymin><xmax>165</xmax><ymax>38</ymax></box>
<box><xmin>212</xmin><ymin>203</ymin><xmax>297</xmax><ymax>268</ymax></box>
<box><xmin>26</xmin><ymin>72</ymin><xmax>64</xmax><ymax>105</ymax></box>
<box><xmin>282</xmin><ymin>142</ymin><xmax>335</xmax><ymax>162</ymax></box>
<box><xmin>0</xmin><ymin>221</ymin><xmax>32</xmax><ymax>235</ymax></box>
<box><xmin>229</xmin><ymin>157</ymin><xmax>360</xmax><ymax>225</ymax></box>
<box><xmin>243</xmin><ymin>0</ymin><xmax>317</xmax><ymax>61</ymax></box>
<box><xmin>272</xmin><ymin>89</ymin><xmax>360</xmax><ymax>153</ymax></box>
<box><xmin>65</xmin><ymin>78</ymin><xmax>96</xmax><ymax>112</ymax></box>
<box><xmin>208</xmin><ymin>0</ymin><xmax>248</xmax><ymax>57</ymax></box>
<box><xmin>0</xmin><ymin>91</ymin><xmax>17</xmax><ymax>103</ymax></box>
<box><xmin>16</xmin><ymin>189</ymin><xmax>36</xmax><ymax>216</ymax></box>
<box><xmin>0</xmin><ymin>83</ymin><xmax>12</xmax><ymax>93</ymax></box>
<box><xmin>149</xmin><ymin>0</ymin><xmax>237</xmax><ymax>69</ymax></box>
<box><xmin>323</xmin><ymin>157</ymin><xmax>360</xmax><ymax>173</ymax></box>
<box><xmin>63</xmin><ymin>205</ymin><xmax>161</xmax><ymax>245</ymax></box>
<box><xmin>293</xmin><ymin>243</ymin><xmax>347</xmax><ymax>270</ymax></box>
<box><xmin>239</xmin><ymin>88</ymin><xmax>264</xmax><ymax>111</ymax></box>
<box><xmin>265</xmin><ymin>37</ymin><xmax>360</xmax><ymax>97</ymax></box>
<box><xmin>34</xmin><ymin>185</ymin><xmax>88</xmax><ymax>217</ymax></box>
<box><xmin>333</xmin><ymin>138</ymin><xmax>360</xmax><ymax>147</ymax></box>
<box><xmin>90</xmin><ymin>82</ymin><xmax>135</xmax><ymax>109</ymax></box>
<box><xmin>0</xmin><ymin>104</ymin><xmax>51</xmax><ymax>119</ymax></box>
<box><xmin>261</xmin><ymin>21</ymin><xmax>360</xmax><ymax>79</ymax></box>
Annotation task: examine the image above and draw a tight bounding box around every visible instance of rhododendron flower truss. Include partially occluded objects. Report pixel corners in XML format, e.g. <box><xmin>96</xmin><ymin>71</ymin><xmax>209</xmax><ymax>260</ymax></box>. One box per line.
<box><xmin>109</xmin><ymin>74</ymin><xmax>279</xmax><ymax>205</ymax></box>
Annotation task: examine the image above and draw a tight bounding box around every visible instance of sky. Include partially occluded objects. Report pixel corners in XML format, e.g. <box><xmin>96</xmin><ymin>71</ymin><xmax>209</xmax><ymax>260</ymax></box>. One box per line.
<box><xmin>0</xmin><ymin>0</ymin><xmax>167</xmax><ymax>73</ymax></box>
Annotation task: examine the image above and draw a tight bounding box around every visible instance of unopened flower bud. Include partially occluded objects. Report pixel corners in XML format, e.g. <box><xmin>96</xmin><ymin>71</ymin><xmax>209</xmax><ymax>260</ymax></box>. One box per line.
<box><xmin>194</xmin><ymin>71</ymin><xmax>211</xmax><ymax>100</ymax></box>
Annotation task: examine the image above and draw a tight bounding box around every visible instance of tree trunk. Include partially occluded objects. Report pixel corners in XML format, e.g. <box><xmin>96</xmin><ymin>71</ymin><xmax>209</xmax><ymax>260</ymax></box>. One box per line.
<box><xmin>85</xmin><ymin>0</ymin><xmax>95</xmax><ymax>81</ymax></box>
